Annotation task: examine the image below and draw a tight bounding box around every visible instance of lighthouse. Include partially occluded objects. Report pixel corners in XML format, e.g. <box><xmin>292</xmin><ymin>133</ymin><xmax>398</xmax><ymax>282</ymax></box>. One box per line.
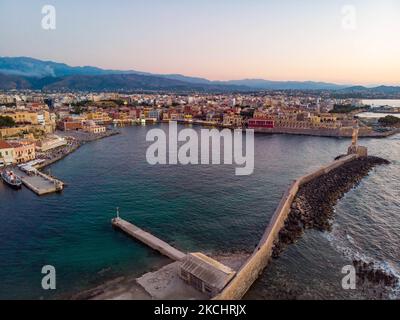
<box><xmin>347</xmin><ymin>122</ymin><xmax>368</xmax><ymax>157</ymax></box>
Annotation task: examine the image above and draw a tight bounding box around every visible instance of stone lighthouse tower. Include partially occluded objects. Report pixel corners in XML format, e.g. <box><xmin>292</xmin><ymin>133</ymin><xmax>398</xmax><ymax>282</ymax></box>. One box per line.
<box><xmin>347</xmin><ymin>122</ymin><xmax>368</xmax><ymax>157</ymax></box>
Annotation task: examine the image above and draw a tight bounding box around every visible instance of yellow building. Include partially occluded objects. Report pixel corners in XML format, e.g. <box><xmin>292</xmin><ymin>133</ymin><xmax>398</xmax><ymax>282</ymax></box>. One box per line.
<box><xmin>86</xmin><ymin>112</ymin><xmax>112</xmax><ymax>124</ymax></box>
<box><xmin>0</xmin><ymin>125</ymin><xmax>33</xmax><ymax>139</ymax></box>
<box><xmin>2</xmin><ymin>111</ymin><xmax>39</xmax><ymax>125</ymax></box>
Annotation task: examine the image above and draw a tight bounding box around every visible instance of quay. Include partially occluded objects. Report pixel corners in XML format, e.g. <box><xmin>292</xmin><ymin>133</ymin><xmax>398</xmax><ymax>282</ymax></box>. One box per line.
<box><xmin>13</xmin><ymin>167</ymin><xmax>64</xmax><ymax>196</ymax></box>
<box><xmin>112</xmin><ymin>217</ymin><xmax>186</xmax><ymax>261</ymax></box>
<box><xmin>111</xmin><ymin>216</ymin><xmax>238</xmax><ymax>298</ymax></box>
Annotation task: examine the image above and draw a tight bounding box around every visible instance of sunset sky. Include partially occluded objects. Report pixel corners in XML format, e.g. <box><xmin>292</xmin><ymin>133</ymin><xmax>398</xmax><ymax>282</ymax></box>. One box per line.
<box><xmin>1</xmin><ymin>0</ymin><xmax>400</xmax><ymax>85</ymax></box>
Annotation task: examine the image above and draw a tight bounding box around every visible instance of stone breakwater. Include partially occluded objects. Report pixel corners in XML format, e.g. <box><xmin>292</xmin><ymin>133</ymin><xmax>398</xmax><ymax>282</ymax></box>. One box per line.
<box><xmin>216</xmin><ymin>154</ymin><xmax>391</xmax><ymax>300</ymax></box>
<box><xmin>353</xmin><ymin>259</ymin><xmax>399</xmax><ymax>290</ymax></box>
<box><xmin>272</xmin><ymin>156</ymin><xmax>390</xmax><ymax>258</ymax></box>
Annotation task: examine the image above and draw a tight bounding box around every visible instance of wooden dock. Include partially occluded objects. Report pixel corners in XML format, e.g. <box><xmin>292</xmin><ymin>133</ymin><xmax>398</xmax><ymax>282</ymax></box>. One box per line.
<box><xmin>112</xmin><ymin>217</ymin><xmax>186</xmax><ymax>261</ymax></box>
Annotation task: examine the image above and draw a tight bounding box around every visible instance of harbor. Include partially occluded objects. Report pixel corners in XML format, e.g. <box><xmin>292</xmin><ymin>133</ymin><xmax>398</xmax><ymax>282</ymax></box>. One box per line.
<box><xmin>0</xmin><ymin>129</ymin><xmax>119</xmax><ymax>196</ymax></box>
<box><xmin>1</xmin><ymin>126</ymin><xmax>399</xmax><ymax>300</ymax></box>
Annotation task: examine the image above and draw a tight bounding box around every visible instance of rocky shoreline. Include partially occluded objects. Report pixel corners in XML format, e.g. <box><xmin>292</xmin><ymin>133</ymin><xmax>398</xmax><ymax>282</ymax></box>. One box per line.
<box><xmin>272</xmin><ymin>156</ymin><xmax>390</xmax><ymax>258</ymax></box>
<box><xmin>271</xmin><ymin>156</ymin><xmax>399</xmax><ymax>293</ymax></box>
<box><xmin>353</xmin><ymin>259</ymin><xmax>399</xmax><ymax>289</ymax></box>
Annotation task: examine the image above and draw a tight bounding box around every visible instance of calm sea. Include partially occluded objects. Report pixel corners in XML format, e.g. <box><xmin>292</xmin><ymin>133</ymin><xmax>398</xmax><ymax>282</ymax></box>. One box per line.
<box><xmin>359</xmin><ymin>99</ymin><xmax>400</xmax><ymax>119</ymax></box>
<box><xmin>0</xmin><ymin>125</ymin><xmax>399</xmax><ymax>299</ymax></box>
<box><xmin>362</xmin><ymin>99</ymin><xmax>400</xmax><ymax>108</ymax></box>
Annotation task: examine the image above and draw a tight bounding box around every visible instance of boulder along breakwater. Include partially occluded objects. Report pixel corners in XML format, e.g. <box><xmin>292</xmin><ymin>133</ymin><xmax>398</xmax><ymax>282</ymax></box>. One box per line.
<box><xmin>272</xmin><ymin>156</ymin><xmax>399</xmax><ymax>292</ymax></box>
<box><xmin>216</xmin><ymin>154</ymin><xmax>395</xmax><ymax>300</ymax></box>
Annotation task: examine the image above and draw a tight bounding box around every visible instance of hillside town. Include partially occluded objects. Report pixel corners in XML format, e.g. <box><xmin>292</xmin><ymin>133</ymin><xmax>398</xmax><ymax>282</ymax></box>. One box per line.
<box><xmin>1</xmin><ymin>91</ymin><xmax>399</xmax><ymax>169</ymax></box>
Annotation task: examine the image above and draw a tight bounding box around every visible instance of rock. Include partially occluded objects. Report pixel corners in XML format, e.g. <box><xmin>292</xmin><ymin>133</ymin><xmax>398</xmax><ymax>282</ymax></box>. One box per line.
<box><xmin>272</xmin><ymin>156</ymin><xmax>390</xmax><ymax>259</ymax></box>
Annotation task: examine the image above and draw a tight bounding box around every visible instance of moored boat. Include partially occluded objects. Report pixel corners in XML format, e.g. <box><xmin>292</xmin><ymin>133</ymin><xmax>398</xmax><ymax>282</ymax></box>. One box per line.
<box><xmin>1</xmin><ymin>169</ymin><xmax>22</xmax><ymax>189</ymax></box>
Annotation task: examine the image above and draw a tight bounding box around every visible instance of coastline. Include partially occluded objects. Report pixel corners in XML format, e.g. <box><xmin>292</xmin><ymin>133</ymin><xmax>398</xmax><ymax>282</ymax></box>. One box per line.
<box><xmin>36</xmin><ymin>129</ymin><xmax>120</xmax><ymax>170</ymax></box>
<box><xmin>71</xmin><ymin>155</ymin><xmax>395</xmax><ymax>301</ymax></box>
<box><xmin>251</xmin><ymin>127</ymin><xmax>400</xmax><ymax>138</ymax></box>
<box><xmin>69</xmin><ymin>252</ymin><xmax>250</xmax><ymax>300</ymax></box>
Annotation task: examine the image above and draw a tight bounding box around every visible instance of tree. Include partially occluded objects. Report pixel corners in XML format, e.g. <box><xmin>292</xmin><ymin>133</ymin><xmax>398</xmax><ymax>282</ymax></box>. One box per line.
<box><xmin>72</xmin><ymin>105</ymin><xmax>83</xmax><ymax>115</ymax></box>
<box><xmin>0</xmin><ymin>116</ymin><xmax>16</xmax><ymax>128</ymax></box>
<box><xmin>378</xmin><ymin>115</ymin><xmax>400</xmax><ymax>127</ymax></box>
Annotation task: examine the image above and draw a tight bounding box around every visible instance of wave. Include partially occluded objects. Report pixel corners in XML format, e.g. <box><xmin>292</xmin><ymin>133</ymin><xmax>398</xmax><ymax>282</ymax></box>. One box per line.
<box><xmin>324</xmin><ymin>223</ymin><xmax>400</xmax><ymax>299</ymax></box>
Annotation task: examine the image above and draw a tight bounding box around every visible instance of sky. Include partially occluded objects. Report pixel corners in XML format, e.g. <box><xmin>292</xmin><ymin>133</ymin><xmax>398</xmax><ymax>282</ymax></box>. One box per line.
<box><xmin>1</xmin><ymin>0</ymin><xmax>400</xmax><ymax>85</ymax></box>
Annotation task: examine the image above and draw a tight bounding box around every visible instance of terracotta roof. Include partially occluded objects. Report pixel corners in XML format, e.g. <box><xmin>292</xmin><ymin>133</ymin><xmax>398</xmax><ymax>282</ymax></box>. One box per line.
<box><xmin>0</xmin><ymin>140</ymin><xmax>13</xmax><ymax>149</ymax></box>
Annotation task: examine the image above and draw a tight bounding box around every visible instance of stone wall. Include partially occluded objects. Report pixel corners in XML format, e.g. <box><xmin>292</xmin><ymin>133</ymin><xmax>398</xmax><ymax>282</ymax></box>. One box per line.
<box><xmin>214</xmin><ymin>154</ymin><xmax>358</xmax><ymax>300</ymax></box>
<box><xmin>252</xmin><ymin>127</ymin><xmax>394</xmax><ymax>138</ymax></box>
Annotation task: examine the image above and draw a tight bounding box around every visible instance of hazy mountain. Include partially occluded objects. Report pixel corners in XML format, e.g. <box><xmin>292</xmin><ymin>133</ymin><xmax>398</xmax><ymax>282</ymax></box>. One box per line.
<box><xmin>0</xmin><ymin>73</ymin><xmax>33</xmax><ymax>90</ymax></box>
<box><xmin>157</xmin><ymin>74</ymin><xmax>211</xmax><ymax>84</ymax></box>
<box><xmin>41</xmin><ymin>73</ymin><xmax>251</xmax><ymax>92</ymax></box>
<box><xmin>0</xmin><ymin>56</ymin><xmax>137</xmax><ymax>78</ymax></box>
<box><xmin>0</xmin><ymin>72</ymin><xmax>251</xmax><ymax>92</ymax></box>
<box><xmin>0</xmin><ymin>56</ymin><xmax>354</xmax><ymax>92</ymax></box>
<box><xmin>218</xmin><ymin>79</ymin><xmax>349</xmax><ymax>90</ymax></box>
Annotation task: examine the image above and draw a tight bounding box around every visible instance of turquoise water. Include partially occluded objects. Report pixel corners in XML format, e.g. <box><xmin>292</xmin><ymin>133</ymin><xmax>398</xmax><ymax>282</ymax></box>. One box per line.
<box><xmin>0</xmin><ymin>125</ymin><xmax>399</xmax><ymax>299</ymax></box>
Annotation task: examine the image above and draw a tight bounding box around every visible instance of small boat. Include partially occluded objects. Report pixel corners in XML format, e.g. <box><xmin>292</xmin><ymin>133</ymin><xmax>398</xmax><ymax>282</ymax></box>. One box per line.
<box><xmin>1</xmin><ymin>170</ymin><xmax>22</xmax><ymax>189</ymax></box>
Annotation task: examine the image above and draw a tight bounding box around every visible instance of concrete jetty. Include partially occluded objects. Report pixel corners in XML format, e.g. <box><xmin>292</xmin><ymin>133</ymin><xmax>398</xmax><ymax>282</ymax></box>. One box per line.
<box><xmin>13</xmin><ymin>167</ymin><xmax>64</xmax><ymax>196</ymax></box>
<box><xmin>112</xmin><ymin>217</ymin><xmax>186</xmax><ymax>261</ymax></box>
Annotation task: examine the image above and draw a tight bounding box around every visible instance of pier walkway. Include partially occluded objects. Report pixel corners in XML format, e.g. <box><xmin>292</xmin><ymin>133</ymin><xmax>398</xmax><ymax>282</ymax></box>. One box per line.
<box><xmin>13</xmin><ymin>167</ymin><xmax>64</xmax><ymax>195</ymax></box>
<box><xmin>112</xmin><ymin>217</ymin><xmax>186</xmax><ymax>261</ymax></box>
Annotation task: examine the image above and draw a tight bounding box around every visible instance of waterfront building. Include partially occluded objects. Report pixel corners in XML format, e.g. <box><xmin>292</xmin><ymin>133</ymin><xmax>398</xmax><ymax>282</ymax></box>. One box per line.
<box><xmin>35</xmin><ymin>135</ymin><xmax>67</xmax><ymax>152</ymax></box>
<box><xmin>147</xmin><ymin>109</ymin><xmax>162</xmax><ymax>121</ymax></box>
<box><xmin>63</xmin><ymin>120</ymin><xmax>83</xmax><ymax>131</ymax></box>
<box><xmin>83</xmin><ymin>121</ymin><xmax>106</xmax><ymax>134</ymax></box>
<box><xmin>223</xmin><ymin>113</ymin><xmax>243</xmax><ymax>128</ymax></box>
<box><xmin>0</xmin><ymin>140</ymin><xmax>15</xmax><ymax>166</ymax></box>
<box><xmin>248</xmin><ymin>118</ymin><xmax>275</xmax><ymax>129</ymax></box>
<box><xmin>8</xmin><ymin>141</ymin><xmax>36</xmax><ymax>164</ymax></box>
<box><xmin>86</xmin><ymin>112</ymin><xmax>112</xmax><ymax>125</ymax></box>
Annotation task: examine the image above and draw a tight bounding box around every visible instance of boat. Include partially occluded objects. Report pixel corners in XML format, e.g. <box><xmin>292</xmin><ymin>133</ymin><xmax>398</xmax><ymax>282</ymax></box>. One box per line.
<box><xmin>1</xmin><ymin>170</ymin><xmax>22</xmax><ymax>189</ymax></box>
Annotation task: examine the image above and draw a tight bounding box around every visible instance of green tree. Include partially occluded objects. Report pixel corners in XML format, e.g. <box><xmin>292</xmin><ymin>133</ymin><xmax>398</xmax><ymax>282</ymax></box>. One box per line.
<box><xmin>0</xmin><ymin>116</ymin><xmax>16</xmax><ymax>128</ymax></box>
<box><xmin>378</xmin><ymin>115</ymin><xmax>400</xmax><ymax>127</ymax></box>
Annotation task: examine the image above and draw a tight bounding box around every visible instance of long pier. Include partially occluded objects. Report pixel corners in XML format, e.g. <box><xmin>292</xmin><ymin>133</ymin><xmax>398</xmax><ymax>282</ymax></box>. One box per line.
<box><xmin>112</xmin><ymin>217</ymin><xmax>186</xmax><ymax>261</ymax></box>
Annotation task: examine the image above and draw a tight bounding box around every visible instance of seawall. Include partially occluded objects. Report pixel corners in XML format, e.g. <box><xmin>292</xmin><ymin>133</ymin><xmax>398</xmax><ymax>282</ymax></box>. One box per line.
<box><xmin>215</xmin><ymin>154</ymin><xmax>361</xmax><ymax>300</ymax></box>
<box><xmin>252</xmin><ymin>127</ymin><xmax>399</xmax><ymax>138</ymax></box>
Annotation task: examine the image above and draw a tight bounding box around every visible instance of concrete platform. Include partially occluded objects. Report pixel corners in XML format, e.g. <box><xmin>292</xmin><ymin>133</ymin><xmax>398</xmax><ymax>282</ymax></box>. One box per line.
<box><xmin>13</xmin><ymin>167</ymin><xmax>64</xmax><ymax>195</ymax></box>
<box><xmin>112</xmin><ymin>218</ymin><xmax>186</xmax><ymax>261</ymax></box>
<box><xmin>137</xmin><ymin>262</ymin><xmax>208</xmax><ymax>300</ymax></box>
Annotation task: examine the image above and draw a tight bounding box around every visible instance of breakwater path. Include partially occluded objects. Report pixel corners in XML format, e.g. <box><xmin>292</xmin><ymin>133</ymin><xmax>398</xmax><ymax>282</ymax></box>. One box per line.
<box><xmin>216</xmin><ymin>155</ymin><xmax>390</xmax><ymax>300</ymax></box>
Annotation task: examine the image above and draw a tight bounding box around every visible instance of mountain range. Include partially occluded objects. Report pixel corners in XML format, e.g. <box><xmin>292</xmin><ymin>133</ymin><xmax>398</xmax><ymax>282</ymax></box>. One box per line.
<box><xmin>0</xmin><ymin>57</ymin><xmax>399</xmax><ymax>95</ymax></box>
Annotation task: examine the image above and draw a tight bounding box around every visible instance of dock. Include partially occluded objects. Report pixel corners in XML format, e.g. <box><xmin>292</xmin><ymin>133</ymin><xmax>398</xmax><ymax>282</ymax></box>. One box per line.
<box><xmin>13</xmin><ymin>167</ymin><xmax>64</xmax><ymax>196</ymax></box>
<box><xmin>112</xmin><ymin>217</ymin><xmax>186</xmax><ymax>261</ymax></box>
